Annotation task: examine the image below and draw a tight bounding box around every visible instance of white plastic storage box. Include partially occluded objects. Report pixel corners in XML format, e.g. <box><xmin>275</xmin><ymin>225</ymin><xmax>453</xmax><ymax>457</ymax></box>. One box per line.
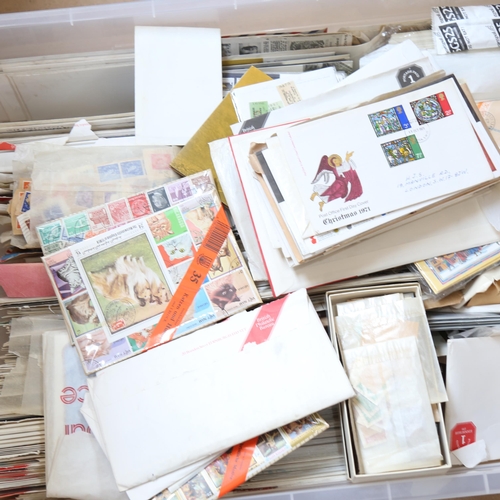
<box><xmin>0</xmin><ymin>2</ymin><xmax>498</xmax><ymax>499</ymax></box>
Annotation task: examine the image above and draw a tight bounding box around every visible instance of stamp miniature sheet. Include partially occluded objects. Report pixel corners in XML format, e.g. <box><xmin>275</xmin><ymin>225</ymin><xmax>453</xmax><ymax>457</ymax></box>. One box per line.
<box><xmin>41</xmin><ymin>170</ymin><xmax>261</xmax><ymax>373</ymax></box>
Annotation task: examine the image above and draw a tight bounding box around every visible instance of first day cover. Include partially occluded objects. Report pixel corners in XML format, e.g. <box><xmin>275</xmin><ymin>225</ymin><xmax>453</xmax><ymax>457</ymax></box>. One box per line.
<box><xmin>275</xmin><ymin>76</ymin><xmax>500</xmax><ymax>237</ymax></box>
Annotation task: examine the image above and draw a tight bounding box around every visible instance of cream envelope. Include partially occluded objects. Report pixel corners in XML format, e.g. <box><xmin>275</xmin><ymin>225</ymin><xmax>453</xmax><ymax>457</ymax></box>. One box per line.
<box><xmin>446</xmin><ymin>336</ymin><xmax>500</xmax><ymax>467</ymax></box>
<box><xmin>86</xmin><ymin>288</ymin><xmax>354</xmax><ymax>491</ymax></box>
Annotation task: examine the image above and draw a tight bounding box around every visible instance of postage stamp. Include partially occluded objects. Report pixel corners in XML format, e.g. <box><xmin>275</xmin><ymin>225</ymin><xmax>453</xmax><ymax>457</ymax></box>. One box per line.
<box><xmin>46</xmin><ymin>250</ymin><xmax>86</xmax><ymax>299</ymax></box>
<box><xmin>181</xmin><ymin>195</ymin><xmax>217</xmax><ymax>246</ymax></box>
<box><xmin>108</xmin><ymin>199</ymin><xmax>133</xmax><ymax>224</ymax></box>
<box><xmin>43</xmin><ymin>203</ymin><xmax>65</xmax><ymax>222</ymax></box>
<box><xmin>88</xmin><ymin>205</ymin><xmax>112</xmax><ymax>231</ymax></box>
<box><xmin>381</xmin><ymin>135</ymin><xmax>424</xmax><ymax>167</ymax></box>
<box><xmin>64</xmin><ymin>213</ymin><xmax>90</xmax><ymax>237</ymax></box>
<box><xmin>250</xmin><ymin>101</ymin><xmax>269</xmax><ymax>117</ymax></box>
<box><xmin>76</xmin><ymin>331</ymin><xmax>132</xmax><ymax>371</ymax></box>
<box><xmin>167</xmin><ymin>179</ymin><xmax>194</xmax><ymax>204</ymax></box>
<box><xmin>38</xmin><ymin>220</ymin><xmax>63</xmax><ymax>247</ymax></box>
<box><xmin>277</xmin><ymin>81</ymin><xmax>302</xmax><ymax>106</ymax></box>
<box><xmin>64</xmin><ymin>292</ymin><xmax>102</xmax><ymax>337</ymax></box>
<box><xmin>167</xmin><ymin>259</ymin><xmax>192</xmax><ymax>289</ymax></box>
<box><xmin>147</xmin><ymin>187</ymin><xmax>171</xmax><ymax>212</ymax></box>
<box><xmin>79</xmin><ymin>232</ymin><xmax>172</xmax><ymax>337</ymax></box>
<box><xmin>21</xmin><ymin>191</ymin><xmax>31</xmax><ymax>213</ymax></box>
<box><xmin>120</xmin><ymin>160</ymin><xmax>145</xmax><ymax>178</ymax></box>
<box><xmin>208</xmin><ymin>237</ymin><xmax>241</xmax><ymax>279</ymax></box>
<box><xmin>60</xmin><ymin>223</ymin><xmax>86</xmax><ymax>246</ymax></box>
<box><xmin>176</xmin><ymin>287</ymin><xmax>214</xmax><ymax>328</ymax></box>
<box><xmin>127</xmin><ymin>326</ymin><xmax>153</xmax><ymax>352</ymax></box>
<box><xmin>150</xmin><ymin>153</ymin><xmax>172</xmax><ymax>170</ymax></box>
<box><xmin>127</xmin><ymin>193</ymin><xmax>152</xmax><ymax>219</ymax></box>
<box><xmin>204</xmin><ymin>270</ymin><xmax>253</xmax><ymax>316</ymax></box>
<box><xmin>97</xmin><ymin>163</ymin><xmax>121</xmax><ymax>183</ymax></box>
<box><xmin>190</xmin><ymin>171</ymin><xmax>216</xmax><ymax>195</ymax></box>
<box><xmin>205</xmin><ymin>453</ymin><xmax>230</xmax><ymax>488</ymax></box>
<box><xmin>75</xmin><ymin>189</ymin><xmax>94</xmax><ymax>209</ymax></box>
<box><xmin>180</xmin><ymin>472</ymin><xmax>215</xmax><ymax>500</ymax></box>
<box><xmin>76</xmin><ymin>329</ymin><xmax>113</xmax><ymax>366</ymax></box>
<box><xmin>282</xmin><ymin>415</ymin><xmax>317</xmax><ymax>443</ymax></box>
<box><xmin>368</xmin><ymin>105</ymin><xmax>411</xmax><ymax>137</ymax></box>
<box><xmin>256</xmin><ymin>429</ymin><xmax>288</xmax><ymax>459</ymax></box>
<box><xmin>158</xmin><ymin>233</ymin><xmax>196</xmax><ymax>268</ymax></box>
<box><xmin>410</xmin><ymin>92</ymin><xmax>453</xmax><ymax>125</ymax></box>
<box><xmin>146</xmin><ymin>207</ymin><xmax>187</xmax><ymax>244</ymax></box>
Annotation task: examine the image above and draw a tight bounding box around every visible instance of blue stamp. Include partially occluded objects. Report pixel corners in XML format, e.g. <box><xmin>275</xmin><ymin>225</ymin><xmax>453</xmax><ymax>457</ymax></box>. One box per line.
<box><xmin>75</xmin><ymin>189</ymin><xmax>94</xmax><ymax>208</ymax></box>
<box><xmin>43</xmin><ymin>204</ymin><xmax>65</xmax><ymax>221</ymax></box>
<box><xmin>120</xmin><ymin>160</ymin><xmax>144</xmax><ymax>178</ymax></box>
<box><xmin>104</xmin><ymin>192</ymin><xmax>116</xmax><ymax>203</ymax></box>
<box><xmin>21</xmin><ymin>192</ymin><xmax>31</xmax><ymax>212</ymax></box>
<box><xmin>98</xmin><ymin>163</ymin><xmax>121</xmax><ymax>182</ymax></box>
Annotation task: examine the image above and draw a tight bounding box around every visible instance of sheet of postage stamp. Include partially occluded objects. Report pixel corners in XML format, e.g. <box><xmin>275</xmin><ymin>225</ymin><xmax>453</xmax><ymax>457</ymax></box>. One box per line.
<box><xmin>41</xmin><ymin>170</ymin><xmax>261</xmax><ymax>374</ymax></box>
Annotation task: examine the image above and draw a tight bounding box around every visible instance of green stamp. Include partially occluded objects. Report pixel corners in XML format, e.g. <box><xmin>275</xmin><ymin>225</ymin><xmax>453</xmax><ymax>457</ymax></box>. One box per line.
<box><xmin>64</xmin><ymin>213</ymin><xmax>90</xmax><ymax>237</ymax></box>
<box><xmin>250</xmin><ymin>101</ymin><xmax>269</xmax><ymax>118</ymax></box>
<box><xmin>38</xmin><ymin>221</ymin><xmax>62</xmax><ymax>245</ymax></box>
<box><xmin>408</xmin><ymin>134</ymin><xmax>424</xmax><ymax>160</ymax></box>
<box><xmin>44</xmin><ymin>241</ymin><xmax>68</xmax><ymax>255</ymax></box>
<box><xmin>268</xmin><ymin>101</ymin><xmax>284</xmax><ymax>111</ymax></box>
<box><xmin>147</xmin><ymin>206</ymin><xmax>187</xmax><ymax>244</ymax></box>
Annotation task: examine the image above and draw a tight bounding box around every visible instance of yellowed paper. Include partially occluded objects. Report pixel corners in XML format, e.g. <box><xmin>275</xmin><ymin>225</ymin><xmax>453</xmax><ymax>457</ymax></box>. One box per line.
<box><xmin>170</xmin><ymin>67</ymin><xmax>272</xmax><ymax>205</ymax></box>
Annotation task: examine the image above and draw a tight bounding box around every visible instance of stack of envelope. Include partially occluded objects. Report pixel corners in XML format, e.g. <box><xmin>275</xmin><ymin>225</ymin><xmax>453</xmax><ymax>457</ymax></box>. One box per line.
<box><xmin>210</xmin><ymin>41</ymin><xmax>500</xmax><ymax>296</ymax></box>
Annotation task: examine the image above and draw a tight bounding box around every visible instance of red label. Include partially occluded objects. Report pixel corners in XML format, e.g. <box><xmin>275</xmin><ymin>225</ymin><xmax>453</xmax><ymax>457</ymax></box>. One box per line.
<box><xmin>241</xmin><ymin>295</ymin><xmax>287</xmax><ymax>349</ymax></box>
<box><xmin>218</xmin><ymin>437</ymin><xmax>258</xmax><ymax>497</ymax></box>
<box><xmin>450</xmin><ymin>422</ymin><xmax>476</xmax><ymax>451</ymax></box>
<box><xmin>0</xmin><ymin>142</ymin><xmax>15</xmax><ymax>151</ymax></box>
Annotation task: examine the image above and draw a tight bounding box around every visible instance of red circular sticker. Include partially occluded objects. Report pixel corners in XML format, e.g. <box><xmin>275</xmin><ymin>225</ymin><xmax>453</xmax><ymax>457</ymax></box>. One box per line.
<box><xmin>450</xmin><ymin>422</ymin><xmax>476</xmax><ymax>451</ymax></box>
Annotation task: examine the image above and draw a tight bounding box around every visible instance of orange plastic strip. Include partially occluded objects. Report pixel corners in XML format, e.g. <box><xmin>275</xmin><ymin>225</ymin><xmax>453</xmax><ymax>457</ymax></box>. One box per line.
<box><xmin>145</xmin><ymin>207</ymin><xmax>231</xmax><ymax>349</ymax></box>
<box><xmin>218</xmin><ymin>436</ymin><xmax>258</xmax><ymax>498</ymax></box>
<box><xmin>0</xmin><ymin>142</ymin><xmax>15</xmax><ymax>151</ymax></box>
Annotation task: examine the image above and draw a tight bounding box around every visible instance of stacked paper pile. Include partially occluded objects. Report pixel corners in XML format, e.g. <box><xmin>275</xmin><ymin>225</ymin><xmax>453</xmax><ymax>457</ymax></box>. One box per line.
<box><xmin>1</xmin><ymin>12</ymin><xmax>500</xmax><ymax>500</ymax></box>
<box><xmin>0</xmin><ymin>316</ymin><xmax>66</xmax><ymax>498</ymax></box>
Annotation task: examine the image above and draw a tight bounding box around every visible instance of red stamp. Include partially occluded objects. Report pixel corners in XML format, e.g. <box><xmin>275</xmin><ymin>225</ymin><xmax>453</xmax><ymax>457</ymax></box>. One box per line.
<box><xmin>450</xmin><ymin>422</ymin><xmax>476</xmax><ymax>451</ymax></box>
<box><xmin>151</xmin><ymin>153</ymin><xmax>172</xmax><ymax>170</ymax></box>
<box><xmin>111</xmin><ymin>319</ymin><xmax>126</xmax><ymax>331</ymax></box>
<box><xmin>88</xmin><ymin>206</ymin><xmax>111</xmax><ymax>229</ymax></box>
<box><xmin>108</xmin><ymin>199</ymin><xmax>132</xmax><ymax>224</ymax></box>
<box><xmin>128</xmin><ymin>193</ymin><xmax>152</xmax><ymax>218</ymax></box>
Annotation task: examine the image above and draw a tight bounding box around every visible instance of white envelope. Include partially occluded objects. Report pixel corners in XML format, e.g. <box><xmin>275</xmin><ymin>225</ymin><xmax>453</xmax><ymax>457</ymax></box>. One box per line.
<box><xmin>231</xmin><ymin>67</ymin><xmax>339</xmax><ymax>122</ymax></box>
<box><xmin>135</xmin><ymin>26</ymin><xmax>222</xmax><ymax>145</ymax></box>
<box><xmin>212</xmin><ymin>126</ymin><xmax>500</xmax><ymax>296</ymax></box>
<box><xmin>446</xmin><ymin>336</ymin><xmax>500</xmax><ymax>467</ymax></box>
<box><xmin>86</xmin><ymin>288</ymin><xmax>354</xmax><ymax>491</ymax></box>
<box><xmin>230</xmin><ymin>40</ymin><xmax>440</xmax><ymax>134</ymax></box>
<box><xmin>43</xmin><ymin>330</ymin><xmax>126</xmax><ymax>500</ymax></box>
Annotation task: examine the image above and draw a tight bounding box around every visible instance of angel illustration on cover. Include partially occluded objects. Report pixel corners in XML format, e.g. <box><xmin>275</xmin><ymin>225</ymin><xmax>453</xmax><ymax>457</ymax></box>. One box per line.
<box><xmin>310</xmin><ymin>151</ymin><xmax>363</xmax><ymax>211</ymax></box>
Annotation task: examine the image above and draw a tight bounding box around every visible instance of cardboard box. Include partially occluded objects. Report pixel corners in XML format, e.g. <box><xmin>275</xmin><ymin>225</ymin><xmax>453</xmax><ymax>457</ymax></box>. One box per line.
<box><xmin>326</xmin><ymin>283</ymin><xmax>451</xmax><ymax>483</ymax></box>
